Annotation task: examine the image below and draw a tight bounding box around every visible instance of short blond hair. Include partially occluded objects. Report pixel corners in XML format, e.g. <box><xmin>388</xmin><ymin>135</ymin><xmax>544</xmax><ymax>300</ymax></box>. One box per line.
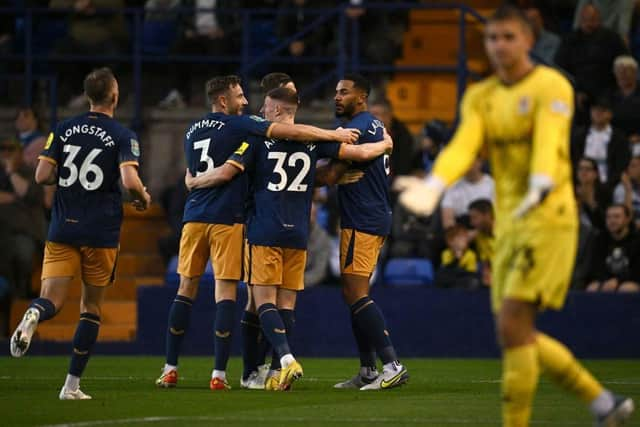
<box><xmin>613</xmin><ymin>55</ymin><xmax>638</xmax><ymax>72</ymax></box>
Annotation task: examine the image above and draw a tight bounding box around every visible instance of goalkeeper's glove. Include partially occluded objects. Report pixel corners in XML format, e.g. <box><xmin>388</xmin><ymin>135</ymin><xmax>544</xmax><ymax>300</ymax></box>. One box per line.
<box><xmin>398</xmin><ymin>175</ymin><xmax>446</xmax><ymax>217</ymax></box>
<box><xmin>512</xmin><ymin>174</ymin><xmax>553</xmax><ymax>219</ymax></box>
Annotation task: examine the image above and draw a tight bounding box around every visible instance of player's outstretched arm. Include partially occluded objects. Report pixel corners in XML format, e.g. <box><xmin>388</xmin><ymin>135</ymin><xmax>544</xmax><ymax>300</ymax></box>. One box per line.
<box><xmin>121</xmin><ymin>165</ymin><xmax>151</xmax><ymax>211</ymax></box>
<box><xmin>270</xmin><ymin>123</ymin><xmax>360</xmax><ymax>144</ymax></box>
<box><xmin>35</xmin><ymin>158</ymin><xmax>57</xmax><ymax>185</ymax></box>
<box><xmin>338</xmin><ymin>131</ymin><xmax>393</xmax><ymax>162</ymax></box>
<box><xmin>184</xmin><ymin>163</ymin><xmax>242</xmax><ymax>191</ymax></box>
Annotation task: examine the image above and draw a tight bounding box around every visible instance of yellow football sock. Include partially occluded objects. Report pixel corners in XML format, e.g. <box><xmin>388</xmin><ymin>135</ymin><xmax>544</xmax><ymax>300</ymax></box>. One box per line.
<box><xmin>502</xmin><ymin>343</ymin><xmax>539</xmax><ymax>427</ymax></box>
<box><xmin>536</xmin><ymin>332</ymin><xmax>603</xmax><ymax>403</ymax></box>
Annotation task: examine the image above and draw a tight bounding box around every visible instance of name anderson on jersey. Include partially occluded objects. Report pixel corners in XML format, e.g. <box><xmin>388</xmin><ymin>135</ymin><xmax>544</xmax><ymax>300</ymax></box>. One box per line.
<box><xmin>59</xmin><ymin>124</ymin><xmax>116</xmax><ymax>147</ymax></box>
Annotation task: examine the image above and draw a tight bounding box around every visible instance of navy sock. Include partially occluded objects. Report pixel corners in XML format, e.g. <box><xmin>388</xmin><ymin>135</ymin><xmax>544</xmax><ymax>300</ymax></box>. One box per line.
<box><xmin>351</xmin><ymin>311</ymin><xmax>377</xmax><ymax>369</ymax></box>
<box><xmin>351</xmin><ymin>297</ymin><xmax>398</xmax><ymax>365</ymax></box>
<box><xmin>29</xmin><ymin>297</ymin><xmax>56</xmax><ymax>322</ymax></box>
<box><xmin>241</xmin><ymin>310</ymin><xmax>261</xmax><ymax>379</ymax></box>
<box><xmin>68</xmin><ymin>313</ymin><xmax>100</xmax><ymax>377</ymax></box>
<box><xmin>270</xmin><ymin>309</ymin><xmax>296</xmax><ymax>370</ymax></box>
<box><xmin>256</xmin><ymin>332</ymin><xmax>272</xmax><ymax>367</ymax></box>
<box><xmin>258</xmin><ymin>303</ymin><xmax>290</xmax><ymax>358</ymax></box>
<box><xmin>165</xmin><ymin>295</ymin><xmax>193</xmax><ymax>366</ymax></box>
<box><xmin>214</xmin><ymin>299</ymin><xmax>236</xmax><ymax>371</ymax></box>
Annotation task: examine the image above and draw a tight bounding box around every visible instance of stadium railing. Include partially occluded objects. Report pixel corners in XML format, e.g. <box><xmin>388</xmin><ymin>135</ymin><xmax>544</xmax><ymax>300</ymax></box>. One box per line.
<box><xmin>0</xmin><ymin>3</ymin><xmax>486</xmax><ymax>130</ymax></box>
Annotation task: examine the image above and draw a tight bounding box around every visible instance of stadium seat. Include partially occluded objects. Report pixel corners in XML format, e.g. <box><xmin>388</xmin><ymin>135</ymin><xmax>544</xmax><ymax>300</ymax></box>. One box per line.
<box><xmin>384</xmin><ymin>258</ymin><xmax>435</xmax><ymax>286</ymax></box>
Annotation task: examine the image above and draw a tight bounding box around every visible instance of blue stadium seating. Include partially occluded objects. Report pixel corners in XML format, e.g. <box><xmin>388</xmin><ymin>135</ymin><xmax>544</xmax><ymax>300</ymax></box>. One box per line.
<box><xmin>384</xmin><ymin>258</ymin><xmax>435</xmax><ymax>286</ymax></box>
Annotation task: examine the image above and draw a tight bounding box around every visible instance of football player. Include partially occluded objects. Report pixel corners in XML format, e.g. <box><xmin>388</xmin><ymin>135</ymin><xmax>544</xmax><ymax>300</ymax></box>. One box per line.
<box><xmin>10</xmin><ymin>67</ymin><xmax>151</xmax><ymax>400</ymax></box>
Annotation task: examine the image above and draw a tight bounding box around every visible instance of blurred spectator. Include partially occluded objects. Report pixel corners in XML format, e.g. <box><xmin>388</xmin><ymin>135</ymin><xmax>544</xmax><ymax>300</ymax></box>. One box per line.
<box><xmin>575</xmin><ymin>157</ymin><xmax>611</xmax><ymax>231</ymax></box>
<box><xmin>51</xmin><ymin>0</ymin><xmax>128</xmax><ymax>107</ymax></box>
<box><xmin>572</xmin><ymin>0</ymin><xmax>635</xmax><ymax>41</ymax></box>
<box><xmin>275</xmin><ymin>0</ymin><xmax>330</xmax><ymax>98</ymax></box>
<box><xmin>525</xmin><ymin>6</ymin><xmax>560</xmax><ymax>65</ymax></box>
<box><xmin>338</xmin><ymin>0</ymin><xmax>402</xmax><ymax>87</ymax></box>
<box><xmin>570</xmin><ymin>96</ymin><xmax>630</xmax><ymax>188</ymax></box>
<box><xmin>157</xmin><ymin>176</ymin><xmax>188</xmax><ymax>265</ymax></box>
<box><xmin>586</xmin><ymin>204</ymin><xmax>640</xmax><ymax>293</ymax></box>
<box><xmin>14</xmin><ymin>107</ymin><xmax>46</xmax><ymax>168</ymax></box>
<box><xmin>468</xmin><ymin>199</ymin><xmax>493</xmax><ymax>287</ymax></box>
<box><xmin>421</xmin><ymin>119</ymin><xmax>448</xmax><ymax>174</ymax></box>
<box><xmin>610</xmin><ymin>55</ymin><xmax>640</xmax><ymax>147</ymax></box>
<box><xmin>440</xmin><ymin>158</ymin><xmax>494</xmax><ymax>229</ymax></box>
<box><xmin>304</xmin><ymin>202</ymin><xmax>331</xmax><ymax>287</ymax></box>
<box><xmin>370</xmin><ymin>98</ymin><xmax>422</xmax><ymax>178</ymax></box>
<box><xmin>158</xmin><ymin>0</ymin><xmax>240</xmax><ymax>108</ymax></box>
<box><xmin>434</xmin><ymin>225</ymin><xmax>480</xmax><ymax>290</ymax></box>
<box><xmin>571</xmin><ymin>222</ymin><xmax>599</xmax><ymax>290</ymax></box>
<box><xmin>555</xmin><ymin>3</ymin><xmax>627</xmax><ymax>108</ymax></box>
<box><xmin>0</xmin><ymin>138</ymin><xmax>45</xmax><ymax>298</ymax></box>
<box><xmin>613</xmin><ymin>155</ymin><xmax>640</xmax><ymax>229</ymax></box>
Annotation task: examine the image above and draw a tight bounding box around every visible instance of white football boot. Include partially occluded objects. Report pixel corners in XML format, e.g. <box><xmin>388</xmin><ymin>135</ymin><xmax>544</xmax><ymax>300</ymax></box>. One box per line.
<box><xmin>10</xmin><ymin>308</ymin><xmax>40</xmax><ymax>357</ymax></box>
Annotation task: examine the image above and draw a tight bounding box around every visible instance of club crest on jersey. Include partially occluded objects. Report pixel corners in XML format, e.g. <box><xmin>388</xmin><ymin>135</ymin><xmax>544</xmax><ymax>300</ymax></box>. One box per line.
<box><xmin>130</xmin><ymin>139</ymin><xmax>140</xmax><ymax>157</ymax></box>
<box><xmin>249</xmin><ymin>115</ymin><xmax>266</xmax><ymax>122</ymax></box>
<box><xmin>518</xmin><ymin>96</ymin><xmax>532</xmax><ymax>114</ymax></box>
<box><xmin>45</xmin><ymin>132</ymin><xmax>53</xmax><ymax>149</ymax></box>
<box><xmin>550</xmin><ymin>99</ymin><xmax>570</xmax><ymax>117</ymax></box>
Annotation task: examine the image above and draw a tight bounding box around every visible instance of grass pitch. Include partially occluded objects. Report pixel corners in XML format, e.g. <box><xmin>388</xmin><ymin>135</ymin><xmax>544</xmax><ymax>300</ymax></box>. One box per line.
<box><xmin>0</xmin><ymin>357</ymin><xmax>638</xmax><ymax>426</ymax></box>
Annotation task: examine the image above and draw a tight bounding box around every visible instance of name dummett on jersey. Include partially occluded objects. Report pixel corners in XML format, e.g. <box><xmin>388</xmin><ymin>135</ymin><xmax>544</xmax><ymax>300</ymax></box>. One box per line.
<box><xmin>60</xmin><ymin>124</ymin><xmax>116</xmax><ymax>147</ymax></box>
<box><xmin>186</xmin><ymin>119</ymin><xmax>225</xmax><ymax>139</ymax></box>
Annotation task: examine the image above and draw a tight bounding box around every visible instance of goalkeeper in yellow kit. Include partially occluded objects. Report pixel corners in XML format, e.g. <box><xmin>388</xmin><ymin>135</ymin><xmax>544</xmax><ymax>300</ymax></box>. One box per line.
<box><xmin>400</xmin><ymin>5</ymin><xmax>634</xmax><ymax>427</ymax></box>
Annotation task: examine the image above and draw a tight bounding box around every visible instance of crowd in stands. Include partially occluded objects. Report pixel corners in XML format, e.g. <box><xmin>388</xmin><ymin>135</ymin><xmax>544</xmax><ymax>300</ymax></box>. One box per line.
<box><xmin>0</xmin><ymin>106</ymin><xmax>50</xmax><ymax>336</ymax></box>
<box><xmin>378</xmin><ymin>1</ymin><xmax>640</xmax><ymax>294</ymax></box>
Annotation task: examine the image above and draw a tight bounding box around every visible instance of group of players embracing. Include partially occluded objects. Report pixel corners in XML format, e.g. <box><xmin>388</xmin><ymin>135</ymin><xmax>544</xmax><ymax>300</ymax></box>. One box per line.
<box><xmin>155</xmin><ymin>71</ymin><xmax>408</xmax><ymax>392</ymax></box>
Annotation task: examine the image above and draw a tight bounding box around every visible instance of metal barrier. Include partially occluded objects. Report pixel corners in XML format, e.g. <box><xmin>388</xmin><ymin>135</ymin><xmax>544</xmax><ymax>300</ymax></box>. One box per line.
<box><xmin>0</xmin><ymin>2</ymin><xmax>486</xmax><ymax>130</ymax></box>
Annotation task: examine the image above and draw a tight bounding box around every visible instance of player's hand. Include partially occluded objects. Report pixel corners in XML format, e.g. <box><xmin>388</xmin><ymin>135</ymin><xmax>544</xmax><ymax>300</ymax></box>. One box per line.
<box><xmin>335</xmin><ymin>127</ymin><xmax>360</xmax><ymax>145</ymax></box>
<box><xmin>337</xmin><ymin>169</ymin><xmax>365</xmax><ymax>185</ymax></box>
<box><xmin>398</xmin><ymin>176</ymin><xmax>446</xmax><ymax>217</ymax></box>
<box><xmin>184</xmin><ymin>169</ymin><xmax>196</xmax><ymax>191</ymax></box>
<box><xmin>132</xmin><ymin>187</ymin><xmax>151</xmax><ymax>211</ymax></box>
<box><xmin>512</xmin><ymin>175</ymin><xmax>553</xmax><ymax>219</ymax></box>
<box><xmin>391</xmin><ymin>175</ymin><xmax>422</xmax><ymax>192</ymax></box>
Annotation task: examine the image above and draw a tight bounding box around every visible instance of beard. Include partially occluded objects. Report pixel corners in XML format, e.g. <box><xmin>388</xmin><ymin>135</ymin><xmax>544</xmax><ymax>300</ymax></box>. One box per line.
<box><xmin>335</xmin><ymin>103</ymin><xmax>355</xmax><ymax>119</ymax></box>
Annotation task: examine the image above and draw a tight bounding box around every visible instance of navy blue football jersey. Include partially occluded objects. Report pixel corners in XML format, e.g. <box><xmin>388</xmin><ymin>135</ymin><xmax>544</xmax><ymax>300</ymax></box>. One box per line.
<box><xmin>39</xmin><ymin>111</ymin><xmax>140</xmax><ymax>247</ymax></box>
<box><xmin>229</xmin><ymin>136</ymin><xmax>341</xmax><ymax>249</ymax></box>
<box><xmin>337</xmin><ymin>111</ymin><xmax>392</xmax><ymax>236</ymax></box>
<box><xmin>182</xmin><ymin>112</ymin><xmax>273</xmax><ymax>225</ymax></box>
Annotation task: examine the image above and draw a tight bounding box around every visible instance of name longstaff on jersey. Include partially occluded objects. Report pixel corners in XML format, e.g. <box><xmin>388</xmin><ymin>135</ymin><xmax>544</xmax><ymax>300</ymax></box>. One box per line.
<box><xmin>58</xmin><ymin>123</ymin><xmax>117</xmax><ymax>146</ymax></box>
<box><xmin>182</xmin><ymin>112</ymin><xmax>273</xmax><ymax>226</ymax></box>
<box><xmin>228</xmin><ymin>135</ymin><xmax>341</xmax><ymax>249</ymax></box>
<box><xmin>337</xmin><ymin>111</ymin><xmax>392</xmax><ymax>237</ymax></box>
<box><xmin>38</xmin><ymin>112</ymin><xmax>140</xmax><ymax>248</ymax></box>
